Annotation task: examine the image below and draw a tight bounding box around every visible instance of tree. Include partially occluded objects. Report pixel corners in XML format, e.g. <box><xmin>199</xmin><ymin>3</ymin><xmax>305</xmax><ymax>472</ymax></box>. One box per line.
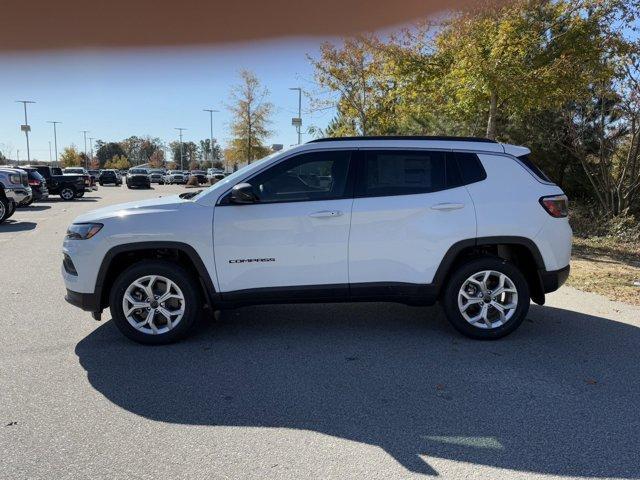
<box><xmin>149</xmin><ymin>149</ymin><xmax>165</xmax><ymax>168</ymax></box>
<box><xmin>96</xmin><ymin>142</ymin><xmax>126</xmax><ymax>168</ymax></box>
<box><xmin>105</xmin><ymin>155</ymin><xmax>131</xmax><ymax>170</ymax></box>
<box><xmin>60</xmin><ymin>146</ymin><xmax>82</xmax><ymax>167</ymax></box>
<box><xmin>309</xmin><ymin>35</ymin><xmax>399</xmax><ymax>136</ymax></box>
<box><xmin>227</xmin><ymin>69</ymin><xmax>273</xmax><ymax>164</ymax></box>
<box><xmin>199</xmin><ymin>138</ymin><xmax>222</xmax><ymax>163</ymax></box>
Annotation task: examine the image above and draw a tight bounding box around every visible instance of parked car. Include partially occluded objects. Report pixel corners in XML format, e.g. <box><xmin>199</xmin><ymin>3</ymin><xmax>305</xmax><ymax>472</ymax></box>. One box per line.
<box><xmin>0</xmin><ymin>167</ymin><xmax>31</xmax><ymax>224</ymax></box>
<box><xmin>87</xmin><ymin>169</ymin><xmax>100</xmax><ymax>182</ymax></box>
<box><xmin>190</xmin><ymin>170</ymin><xmax>207</xmax><ymax>184</ymax></box>
<box><xmin>148</xmin><ymin>169</ymin><xmax>165</xmax><ymax>185</ymax></box>
<box><xmin>208</xmin><ymin>173</ymin><xmax>225</xmax><ymax>185</ymax></box>
<box><xmin>206</xmin><ymin>168</ymin><xmax>225</xmax><ymax>183</ymax></box>
<box><xmin>164</xmin><ymin>170</ymin><xmax>186</xmax><ymax>184</ymax></box>
<box><xmin>16</xmin><ymin>166</ymin><xmax>49</xmax><ymax>205</ymax></box>
<box><xmin>99</xmin><ymin>169</ymin><xmax>122</xmax><ymax>186</ymax></box>
<box><xmin>62</xmin><ymin>136</ymin><xmax>571</xmax><ymax>344</ymax></box>
<box><xmin>126</xmin><ymin>168</ymin><xmax>151</xmax><ymax>189</ymax></box>
<box><xmin>33</xmin><ymin>165</ymin><xmax>86</xmax><ymax>201</ymax></box>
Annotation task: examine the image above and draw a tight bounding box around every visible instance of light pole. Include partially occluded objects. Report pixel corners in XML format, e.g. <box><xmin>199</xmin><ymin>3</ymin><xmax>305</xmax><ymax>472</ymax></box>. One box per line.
<box><xmin>48</xmin><ymin>141</ymin><xmax>52</xmax><ymax>162</ymax></box>
<box><xmin>16</xmin><ymin>100</ymin><xmax>35</xmax><ymax>162</ymax></box>
<box><xmin>175</xmin><ymin>128</ymin><xmax>186</xmax><ymax>170</ymax></box>
<box><xmin>80</xmin><ymin>130</ymin><xmax>89</xmax><ymax>169</ymax></box>
<box><xmin>88</xmin><ymin>137</ymin><xmax>95</xmax><ymax>167</ymax></box>
<box><xmin>289</xmin><ymin>87</ymin><xmax>302</xmax><ymax>145</ymax></box>
<box><xmin>203</xmin><ymin>109</ymin><xmax>219</xmax><ymax>164</ymax></box>
<box><xmin>47</xmin><ymin>121</ymin><xmax>61</xmax><ymax>166</ymax></box>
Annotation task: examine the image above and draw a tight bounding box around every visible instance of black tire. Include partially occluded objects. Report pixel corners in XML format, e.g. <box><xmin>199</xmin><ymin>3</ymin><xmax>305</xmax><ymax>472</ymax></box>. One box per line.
<box><xmin>5</xmin><ymin>200</ymin><xmax>16</xmax><ymax>219</ymax></box>
<box><xmin>99</xmin><ymin>181</ymin><xmax>104</xmax><ymax>186</ymax></box>
<box><xmin>442</xmin><ymin>256</ymin><xmax>530</xmax><ymax>340</ymax></box>
<box><xmin>0</xmin><ymin>197</ymin><xmax>8</xmax><ymax>224</ymax></box>
<box><xmin>109</xmin><ymin>260</ymin><xmax>202</xmax><ymax>345</ymax></box>
<box><xmin>75</xmin><ymin>191</ymin><xmax>85</xmax><ymax>198</ymax></box>
<box><xmin>59</xmin><ymin>186</ymin><xmax>76</xmax><ymax>201</ymax></box>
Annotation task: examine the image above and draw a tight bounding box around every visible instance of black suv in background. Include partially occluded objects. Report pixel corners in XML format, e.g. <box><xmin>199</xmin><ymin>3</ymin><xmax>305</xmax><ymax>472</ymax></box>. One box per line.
<box><xmin>99</xmin><ymin>170</ymin><xmax>122</xmax><ymax>186</ymax></box>
<box><xmin>126</xmin><ymin>168</ymin><xmax>151</xmax><ymax>189</ymax></box>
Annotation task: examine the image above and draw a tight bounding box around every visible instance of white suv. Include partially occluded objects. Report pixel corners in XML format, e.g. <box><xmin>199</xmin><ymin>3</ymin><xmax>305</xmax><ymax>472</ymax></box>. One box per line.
<box><xmin>62</xmin><ymin>137</ymin><xmax>571</xmax><ymax>344</ymax></box>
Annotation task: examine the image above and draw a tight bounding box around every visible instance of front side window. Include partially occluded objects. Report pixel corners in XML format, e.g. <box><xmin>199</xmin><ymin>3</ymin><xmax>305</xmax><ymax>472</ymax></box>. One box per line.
<box><xmin>246</xmin><ymin>150</ymin><xmax>352</xmax><ymax>203</ymax></box>
<box><xmin>357</xmin><ymin>150</ymin><xmax>450</xmax><ymax>197</ymax></box>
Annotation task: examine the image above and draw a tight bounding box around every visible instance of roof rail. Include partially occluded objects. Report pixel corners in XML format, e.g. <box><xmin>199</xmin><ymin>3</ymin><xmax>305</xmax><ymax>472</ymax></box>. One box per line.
<box><xmin>307</xmin><ymin>135</ymin><xmax>498</xmax><ymax>144</ymax></box>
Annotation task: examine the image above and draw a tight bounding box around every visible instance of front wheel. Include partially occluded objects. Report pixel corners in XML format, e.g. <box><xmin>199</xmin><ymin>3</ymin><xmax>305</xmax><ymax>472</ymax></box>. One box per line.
<box><xmin>442</xmin><ymin>257</ymin><xmax>530</xmax><ymax>340</ymax></box>
<box><xmin>109</xmin><ymin>260</ymin><xmax>202</xmax><ymax>344</ymax></box>
<box><xmin>59</xmin><ymin>187</ymin><xmax>76</xmax><ymax>201</ymax></box>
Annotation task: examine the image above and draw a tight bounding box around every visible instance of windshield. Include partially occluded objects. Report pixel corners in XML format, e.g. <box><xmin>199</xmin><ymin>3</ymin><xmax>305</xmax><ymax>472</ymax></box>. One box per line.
<box><xmin>130</xmin><ymin>169</ymin><xmax>147</xmax><ymax>174</ymax></box>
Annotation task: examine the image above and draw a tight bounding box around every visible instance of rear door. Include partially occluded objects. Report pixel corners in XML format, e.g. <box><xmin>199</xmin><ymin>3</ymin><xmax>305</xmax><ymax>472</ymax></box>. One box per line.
<box><xmin>348</xmin><ymin>149</ymin><xmax>476</xmax><ymax>289</ymax></box>
<box><xmin>213</xmin><ymin>149</ymin><xmax>355</xmax><ymax>298</ymax></box>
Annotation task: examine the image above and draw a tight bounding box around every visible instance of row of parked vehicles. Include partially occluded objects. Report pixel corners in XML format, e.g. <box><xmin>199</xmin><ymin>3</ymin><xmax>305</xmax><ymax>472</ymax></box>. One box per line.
<box><xmin>0</xmin><ymin>165</ymin><xmax>100</xmax><ymax>224</ymax></box>
<box><xmin>114</xmin><ymin>168</ymin><xmax>227</xmax><ymax>189</ymax></box>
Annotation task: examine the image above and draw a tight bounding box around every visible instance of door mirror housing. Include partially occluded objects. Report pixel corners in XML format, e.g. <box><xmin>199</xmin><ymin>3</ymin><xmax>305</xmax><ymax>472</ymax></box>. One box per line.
<box><xmin>230</xmin><ymin>182</ymin><xmax>257</xmax><ymax>204</ymax></box>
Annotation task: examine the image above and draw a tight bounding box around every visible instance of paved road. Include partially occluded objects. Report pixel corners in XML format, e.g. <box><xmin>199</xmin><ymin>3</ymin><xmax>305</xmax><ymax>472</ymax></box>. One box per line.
<box><xmin>1</xmin><ymin>185</ymin><xmax>639</xmax><ymax>480</ymax></box>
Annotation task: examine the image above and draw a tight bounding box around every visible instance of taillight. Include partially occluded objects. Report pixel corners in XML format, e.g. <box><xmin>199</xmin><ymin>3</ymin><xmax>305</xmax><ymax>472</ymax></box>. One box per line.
<box><xmin>540</xmin><ymin>194</ymin><xmax>568</xmax><ymax>218</ymax></box>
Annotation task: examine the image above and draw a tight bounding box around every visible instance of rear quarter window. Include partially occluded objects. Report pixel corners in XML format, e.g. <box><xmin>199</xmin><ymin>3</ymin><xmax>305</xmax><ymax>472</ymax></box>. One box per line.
<box><xmin>516</xmin><ymin>154</ymin><xmax>552</xmax><ymax>183</ymax></box>
<box><xmin>453</xmin><ymin>152</ymin><xmax>487</xmax><ymax>185</ymax></box>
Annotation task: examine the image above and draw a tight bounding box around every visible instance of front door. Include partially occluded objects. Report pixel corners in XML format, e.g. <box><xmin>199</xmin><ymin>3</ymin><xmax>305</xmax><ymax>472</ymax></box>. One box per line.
<box><xmin>214</xmin><ymin>150</ymin><xmax>355</xmax><ymax>299</ymax></box>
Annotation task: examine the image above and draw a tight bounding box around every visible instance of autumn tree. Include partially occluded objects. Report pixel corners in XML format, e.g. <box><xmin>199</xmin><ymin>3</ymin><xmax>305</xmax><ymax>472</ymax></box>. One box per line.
<box><xmin>60</xmin><ymin>146</ymin><xmax>82</xmax><ymax>167</ymax></box>
<box><xmin>309</xmin><ymin>35</ymin><xmax>399</xmax><ymax>136</ymax></box>
<box><xmin>227</xmin><ymin>69</ymin><xmax>273</xmax><ymax>164</ymax></box>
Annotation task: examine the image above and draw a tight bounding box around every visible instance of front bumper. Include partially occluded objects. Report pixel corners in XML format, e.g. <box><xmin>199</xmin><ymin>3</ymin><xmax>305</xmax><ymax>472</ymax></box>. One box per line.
<box><xmin>5</xmin><ymin>186</ymin><xmax>32</xmax><ymax>204</ymax></box>
<box><xmin>65</xmin><ymin>288</ymin><xmax>101</xmax><ymax>312</ymax></box>
<box><xmin>539</xmin><ymin>264</ymin><xmax>570</xmax><ymax>294</ymax></box>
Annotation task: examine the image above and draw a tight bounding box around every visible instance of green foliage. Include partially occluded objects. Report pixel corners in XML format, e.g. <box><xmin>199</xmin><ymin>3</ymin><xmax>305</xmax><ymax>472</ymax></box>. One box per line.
<box><xmin>96</xmin><ymin>142</ymin><xmax>126</xmax><ymax>168</ymax></box>
<box><xmin>104</xmin><ymin>155</ymin><xmax>131</xmax><ymax>170</ymax></box>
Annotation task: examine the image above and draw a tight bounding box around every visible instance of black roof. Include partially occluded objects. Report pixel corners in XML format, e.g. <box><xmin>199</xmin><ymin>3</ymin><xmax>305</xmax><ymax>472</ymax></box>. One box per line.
<box><xmin>308</xmin><ymin>135</ymin><xmax>497</xmax><ymax>144</ymax></box>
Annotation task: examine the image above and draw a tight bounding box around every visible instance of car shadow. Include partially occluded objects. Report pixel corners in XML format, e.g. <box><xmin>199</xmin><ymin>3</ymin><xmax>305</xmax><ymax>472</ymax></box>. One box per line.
<box><xmin>75</xmin><ymin>303</ymin><xmax>640</xmax><ymax>477</ymax></box>
<box><xmin>18</xmin><ymin>204</ymin><xmax>51</xmax><ymax>211</ymax></box>
<box><xmin>0</xmin><ymin>220</ymin><xmax>37</xmax><ymax>232</ymax></box>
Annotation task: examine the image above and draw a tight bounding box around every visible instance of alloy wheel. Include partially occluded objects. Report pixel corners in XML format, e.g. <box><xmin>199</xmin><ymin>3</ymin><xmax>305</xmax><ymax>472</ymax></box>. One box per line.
<box><xmin>457</xmin><ymin>270</ymin><xmax>518</xmax><ymax>329</ymax></box>
<box><xmin>122</xmin><ymin>275</ymin><xmax>186</xmax><ymax>335</ymax></box>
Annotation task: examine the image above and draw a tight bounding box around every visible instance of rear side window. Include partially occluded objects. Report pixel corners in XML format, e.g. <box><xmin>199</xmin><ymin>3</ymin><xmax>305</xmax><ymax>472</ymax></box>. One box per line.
<box><xmin>454</xmin><ymin>152</ymin><xmax>487</xmax><ymax>184</ymax></box>
<box><xmin>358</xmin><ymin>150</ymin><xmax>462</xmax><ymax>197</ymax></box>
<box><xmin>516</xmin><ymin>154</ymin><xmax>551</xmax><ymax>182</ymax></box>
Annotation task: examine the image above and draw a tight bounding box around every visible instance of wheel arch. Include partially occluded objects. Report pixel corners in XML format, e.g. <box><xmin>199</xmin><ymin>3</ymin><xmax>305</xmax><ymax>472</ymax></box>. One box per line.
<box><xmin>95</xmin><ymin>241</ymin><xmax>217</xmax><ymax>311</ymax></box>
<box><xmin>433</xmin><ymin>236</ymin><xmax>546</xmax><ymax>305</ymax></box>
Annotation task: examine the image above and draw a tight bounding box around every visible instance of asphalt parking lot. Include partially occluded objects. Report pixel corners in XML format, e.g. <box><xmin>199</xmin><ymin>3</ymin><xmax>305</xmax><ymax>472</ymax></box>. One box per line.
<box><xmin>2</xmin><ymin>185</ymin><xmax>640</xmax><ymax>480</ymax></box>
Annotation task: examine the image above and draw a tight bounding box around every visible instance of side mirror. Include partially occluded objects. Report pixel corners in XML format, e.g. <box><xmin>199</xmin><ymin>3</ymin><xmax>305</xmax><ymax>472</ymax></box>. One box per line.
<box><xmin>230</xmin><ymin>183</ymin><xmax>257</xmax><ymax>204</ymax></box>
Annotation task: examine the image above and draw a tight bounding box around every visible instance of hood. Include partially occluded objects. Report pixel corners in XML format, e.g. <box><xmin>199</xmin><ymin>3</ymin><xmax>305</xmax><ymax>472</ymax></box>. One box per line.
<box><xmin>73</xmin><ymin>194</ymin><xmax>186</xmax><ymax>223</ymax></box>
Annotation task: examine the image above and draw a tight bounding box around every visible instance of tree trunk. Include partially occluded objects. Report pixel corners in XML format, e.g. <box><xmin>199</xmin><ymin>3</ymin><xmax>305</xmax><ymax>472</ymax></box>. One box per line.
<box><xmin>486</xmin><ymin>90</ymin><xmax>498</xmax><ymax>140</ymax></box>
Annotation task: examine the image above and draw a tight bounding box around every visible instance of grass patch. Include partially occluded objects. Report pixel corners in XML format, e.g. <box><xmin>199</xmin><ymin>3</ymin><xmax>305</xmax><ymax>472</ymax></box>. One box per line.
<box><xmin>569</xmin><ymin>236</ymin><xmax>640</xmax><ymax>305</ymax></box>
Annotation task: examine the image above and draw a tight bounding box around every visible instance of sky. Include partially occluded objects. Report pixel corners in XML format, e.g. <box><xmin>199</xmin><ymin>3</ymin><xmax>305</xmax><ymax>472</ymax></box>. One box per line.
<box><xmin>0</xmin><ymin>38</ymin><xmax>340</xmax><ymax>162</ymax></box>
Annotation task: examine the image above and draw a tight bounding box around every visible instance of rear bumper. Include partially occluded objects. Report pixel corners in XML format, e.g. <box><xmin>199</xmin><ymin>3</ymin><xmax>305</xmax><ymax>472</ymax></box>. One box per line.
<box><xmin>539</xmin><ymin>264</ymin><xmax>570</xmax><ymax>294</ymax></box>
<box><xmin>65</xmin><ymin>288</ymin><xmax>101</xmax><ymax>312</ymax></box>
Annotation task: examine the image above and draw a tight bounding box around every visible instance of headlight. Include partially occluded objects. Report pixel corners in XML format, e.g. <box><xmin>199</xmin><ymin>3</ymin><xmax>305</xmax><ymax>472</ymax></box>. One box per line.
<box><xmin>9</xmin><ymin>173</ymin><xmax>20</xmax><ymax>184</ymax></box>
<box><xmin>66</xmin><ymin>223</ymin><xmax>103</xmax><ymax>240</ymax></box>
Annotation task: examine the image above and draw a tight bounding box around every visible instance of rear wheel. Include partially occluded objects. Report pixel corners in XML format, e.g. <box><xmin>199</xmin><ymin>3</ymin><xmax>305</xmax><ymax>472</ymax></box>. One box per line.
<box><xmin>442</xmin><ymin>257</ymin><xmax>530</xmax><ymax>340</ymax></box>
<box><xmin>59</xmin><ymin>187</ymin><xmax>76</xmax><ymax>201</ymax></box>
<box><xmin>109</xmin><ymin>260</ymin><xmax>202</xmax><ymax>344</ymax></box>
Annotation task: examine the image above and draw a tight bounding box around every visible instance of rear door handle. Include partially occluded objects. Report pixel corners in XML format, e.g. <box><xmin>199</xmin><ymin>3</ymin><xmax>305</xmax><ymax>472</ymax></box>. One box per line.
<box><xmin>430</xmin><ymin>202</ymin><xmax>465</xmax><ymax>211</ymax></box>
<box><xmin>309</xmin><ymin>210</ymin><xmax>343</xmax><ymax>218</ymax></box>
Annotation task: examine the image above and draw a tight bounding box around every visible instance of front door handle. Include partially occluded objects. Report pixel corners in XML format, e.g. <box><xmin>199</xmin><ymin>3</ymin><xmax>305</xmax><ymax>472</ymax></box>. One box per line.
<box><xmin>431</xmin><ymin>202</ymin><xmax>465</xmax><ymax>211</ymax></box>
<box><xmin>309</xmin><ymin>210</ymin><xmax>343</xmax><ymax>218</ymax></box>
